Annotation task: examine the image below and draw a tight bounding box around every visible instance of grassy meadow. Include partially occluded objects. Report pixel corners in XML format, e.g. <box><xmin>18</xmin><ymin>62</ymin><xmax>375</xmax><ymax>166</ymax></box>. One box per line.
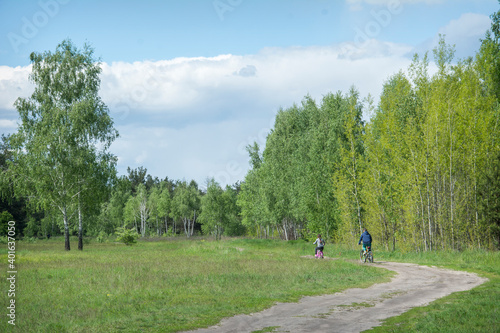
<box><xmin>1</xmin><ymin>237</ymin><xmax>498</xmax><ymax>332</ymax></box>
<box><xmin>0</xmin><ymin>237</ymin><xmax>392</xmax><ymax>333</ymax></box>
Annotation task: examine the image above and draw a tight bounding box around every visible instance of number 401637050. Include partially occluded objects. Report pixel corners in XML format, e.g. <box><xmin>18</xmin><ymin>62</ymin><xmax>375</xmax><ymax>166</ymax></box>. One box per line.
<box><xmin>7</xmin><ymin>221</ymin><xmax>16</xmax><ymax>269</ymax></box>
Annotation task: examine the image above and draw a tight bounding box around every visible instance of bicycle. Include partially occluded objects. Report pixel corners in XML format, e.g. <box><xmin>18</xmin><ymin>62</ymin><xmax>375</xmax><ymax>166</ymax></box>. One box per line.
<box><xmin>315</xmin><ymin>249</ymin><xmax>324</xmax><ymax>259</ymax></box>
<box><xmin>359</xmin><ymin>246</ymin><xmax>373</xmax><ymax>263</ymax></box>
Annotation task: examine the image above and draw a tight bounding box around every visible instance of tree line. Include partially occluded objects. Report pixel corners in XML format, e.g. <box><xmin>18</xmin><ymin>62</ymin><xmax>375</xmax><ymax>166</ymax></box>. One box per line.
<box><xmin>1</xmin><ymin>7</ymin><xmax>499</xmax><ymax>250</ymax></box>
<box><xmin>93</xmin><ymin>167</ymin><xmax>243</xmax><ymax>240</ymax></box>
<box><xmin>237</xmin><ymin>10</ymin><xmax>500</xmax><ymax>250</ymax></box>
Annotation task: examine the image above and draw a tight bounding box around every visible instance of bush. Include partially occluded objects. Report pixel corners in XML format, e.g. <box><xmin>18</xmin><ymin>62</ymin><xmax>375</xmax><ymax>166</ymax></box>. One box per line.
<box><xmin>115</xmin><ymin>227</ymin><xmax>139</xmax><ymax>246</ymax></box>
<box><xmin>96</xmin><ymin>231</ymin><xmax>107</xmax><ymax>243</ymax></box>
<box><xmin>0</xmin><ymin>211</ymin><xmax>14</xmax><ymax>236</ymax></box>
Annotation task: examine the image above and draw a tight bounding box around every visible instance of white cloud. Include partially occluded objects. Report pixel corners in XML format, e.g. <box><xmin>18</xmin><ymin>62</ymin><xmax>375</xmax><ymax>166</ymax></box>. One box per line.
<box><xmin>99</xmin><ymin>41</ymin><xmax>412</xmax><ymax>122</ymax></box>
<box><xmin>439</xmin><ymin>13</ymin><xmax>491</xmax><ymax>52</ymax></box>
<box><xmin>100</xmin><ymin>55</ymin><xmax>239</xmax><ymax>116</ymax></box>
<box><xmin>112</xmin><ymin>119</ymin><xmax>271</xmax><ymax>189</ymax></box>
<box><xmin>0</xmin><ymin>41</ymin><xmax>415</xmax><ymax>186</ymax></box>
<box><xmin>99</xmin><ymin>42</ymin><xmax>414</xmax><ymax>185</ymax></box>
<box><xmin>0</xmin><ymin>119</ymin><xmax>17</xmax><ymax>129</ymax></box>
<box><xmin>233</xmin><ymin>65</ymin><xmax>257</xmax><ymax>77</ymax></box>
<box><xmin>0</xmin><ymin>65</ymin><xmax>33</xmax><ymax>110</ymax></box>
<box><xmin>412</xmin><ymin>13</ymin><xmax>491</xmax><ymax>60</ymax></box>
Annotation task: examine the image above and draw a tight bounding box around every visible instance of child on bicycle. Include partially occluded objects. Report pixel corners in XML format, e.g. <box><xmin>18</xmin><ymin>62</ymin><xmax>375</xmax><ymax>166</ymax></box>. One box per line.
<box><xmin>358</xmin><ymin>228</ymin><xmax>372</xmax><ymax>254</ymax></box>
<box><xmin>313</xmin><ymin>234</ymin><xmax>325</xmax><ymax>255</ymax></box>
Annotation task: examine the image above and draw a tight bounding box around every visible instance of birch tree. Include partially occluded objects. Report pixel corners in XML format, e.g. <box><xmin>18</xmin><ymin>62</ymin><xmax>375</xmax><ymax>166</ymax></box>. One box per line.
<box><xmin>136</xmin><ymin>183</ymin><xmax>150</xmax><ymax>237</ymax></box>
<box><xmin>8</xmin><ymin>40</ymin><xmax>118</xmax><ymax>250</ymax></box>
<box><xmin>199</xmin><ymin>179</ymin><xmax>227</xmax><ymax>240</ymax></box>
<box><xmin>156</xmin><ymin>184</ymin><xmax>172</xmax><ymax>235</ymax></box>
<box><xmin>172</xmin><ymin>181</ymin><xmax>200</xmax><ymax>237</ymax></box>
<box><xmin>334</xmin><ymin>88</ymin><xmax>365</xmax><ymax>243</ymax></box>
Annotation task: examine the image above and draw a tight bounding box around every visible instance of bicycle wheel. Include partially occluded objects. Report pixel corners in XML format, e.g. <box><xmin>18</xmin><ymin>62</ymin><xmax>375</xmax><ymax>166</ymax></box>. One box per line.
<box><xmin>367</xmin><ymin>251</ymin><xmax>373</xmax><ymax>263</ymax></box>
<box><xmin>360</xmin><ymin>250</ymin><xmax>365</xmax><ymax>263</ymax></box>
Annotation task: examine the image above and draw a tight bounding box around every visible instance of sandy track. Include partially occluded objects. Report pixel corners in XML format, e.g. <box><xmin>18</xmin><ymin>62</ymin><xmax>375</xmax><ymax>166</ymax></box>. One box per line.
<box><xmin>184</xmin><ymin>261</ymin><xmax>487</xmax><ymax>333</ymax></box>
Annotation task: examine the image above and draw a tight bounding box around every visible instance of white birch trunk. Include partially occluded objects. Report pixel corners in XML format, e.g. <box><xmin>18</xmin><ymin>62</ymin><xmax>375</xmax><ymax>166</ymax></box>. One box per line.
<box><xmin>78</xmin><ymin>194</ymin><xmax>83</xmax><ymax>251</ymax></box>
<box><xmin>63</xmin><ymin>204</ymin><xmax>70</xmax><ymax>251</ymax></box>
<box><xmin>183</xmin><ymin>217</ymin><xmax>189</xmax><ymax>237</ymax></box>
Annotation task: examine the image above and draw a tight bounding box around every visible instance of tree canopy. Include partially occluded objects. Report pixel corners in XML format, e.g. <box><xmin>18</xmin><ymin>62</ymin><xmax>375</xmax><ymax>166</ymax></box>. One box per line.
<box><xmin>5</xmin><ymin>40</ymin><xmax>118</xmax><ymax>250</ymax></box>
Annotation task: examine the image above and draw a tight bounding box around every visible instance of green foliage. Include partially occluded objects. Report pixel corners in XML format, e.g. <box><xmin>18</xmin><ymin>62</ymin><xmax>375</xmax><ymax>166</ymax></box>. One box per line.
<box><xmin>94</xmin><ymin>176</ymin><xmax>132</xmax><ymax>235</ymax></box>
<box><xmin>7</xmin><ymin>39</ymin><xmax>118</xmax><ymax>250</ymax></box>
<box><xmin>95</xmin><ymin>231</ymin><xmax>108</xmax><ymax>243</ymax></box>
<box><xmin>479</xmin><ymin>150</ymin><xmax>500</xmax><ymax>248</ymax></box>
<box><xmin>252</xmin><ymin>327</ymin><xmax>281</xmax><ymax>333</ymax></box>
<box><xmin>246</xmin><ymin>141</ymin><xmax>262</xmax><ymax>170</ymax></box>
<box><xmin>477</xmin><ymin>4</ymin><xmax>500</xmax><ymax>100</ymax></box>
<box><xmin>23</xmin><ymin>216</ymin><xmax>40</xmax><ymax>238</ymax></box>
<box><xmin>199</xmin><ymin>179</ymin><xmax>242</xmax><ymax>239</ymax></box>
<box><xmin>115</xmin><ymin>227</ymin><xmax>139</xmax><ymax>246</ymax></box>
<box><xmin>357</xmin><ymin>35</ymin><xmax>500</xmax><ymax>251</ymax></box>
<box><xmin>333</xmin><ymin>87</ymin><xmax>365</xmax><ymax>244</ymax></box>
<box><xmin>92</xmin><ymin>172</ymin><xmax>187</xmax><ymax>240</ymax></box>
<box><xmin>238</xmin><ymin>93</ymin><xmax>354</xmax><ymax>241</ymax></box>
<box><xmin>0</xmin><ymin>210</ymin><xmax>13</xmax><ymax>235</ymax></box>
<box><xmin>237</xmin><ymin>8</ymin><xmax>500</xmax><ymax>250</ymax></box>
<box><xmin>26</xmin><ymin>236</ymin><xmax>38</xmax><ymax>243</ymax></box>
<box><xmin>171</xmin><ymin>181</ymin><xmax>201</xmax><ymax>237</ymax></box>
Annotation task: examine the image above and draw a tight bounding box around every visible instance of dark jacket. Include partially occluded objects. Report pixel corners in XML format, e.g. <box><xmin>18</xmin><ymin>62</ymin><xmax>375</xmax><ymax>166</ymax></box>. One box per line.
<box><xmin>358</xmin><ymin>231</ymin><xmax>372</xmax><ymax>245</ymax></box>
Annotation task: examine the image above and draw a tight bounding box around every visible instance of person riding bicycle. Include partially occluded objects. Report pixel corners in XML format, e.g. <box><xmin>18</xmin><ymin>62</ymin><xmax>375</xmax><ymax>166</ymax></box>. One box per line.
<box><xmin>358</xmin><ymin>228</ymin><xmax>372</xmax><ymax>254</ymax></box>
<box><xmin>313</xmin><ymin>234</ymin><xmax>325</xmax><ymax>256</ymax></box>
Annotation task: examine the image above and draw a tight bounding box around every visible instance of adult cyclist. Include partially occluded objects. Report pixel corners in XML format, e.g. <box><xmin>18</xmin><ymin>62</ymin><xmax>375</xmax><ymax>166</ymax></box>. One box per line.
<box><xmin>358</xmin><ymin>228</ymin><xmax>372</xmax><ymax>254</ymax></box>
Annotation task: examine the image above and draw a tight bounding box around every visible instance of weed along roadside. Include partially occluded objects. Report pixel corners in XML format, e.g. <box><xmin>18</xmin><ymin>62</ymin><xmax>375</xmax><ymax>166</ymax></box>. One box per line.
<box><xmin>1</xmin><ymin>238</ymin><xmax>496</xmax><ymax>333</ymax></box>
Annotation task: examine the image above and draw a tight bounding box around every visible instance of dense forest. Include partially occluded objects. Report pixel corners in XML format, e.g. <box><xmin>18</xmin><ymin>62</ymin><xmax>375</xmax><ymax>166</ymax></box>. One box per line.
<box><xmin>1</xmin><ymin>8</ymin><xmax>500</xmax><ymax>251</ymax></box>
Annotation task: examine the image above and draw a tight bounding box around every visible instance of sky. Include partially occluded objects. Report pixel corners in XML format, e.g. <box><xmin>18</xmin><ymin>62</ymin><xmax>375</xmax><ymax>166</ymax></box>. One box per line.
<box><xmin>0</xmin><ymin>0</ymin><xmax>498</xmax><ymax>190</ymax></box>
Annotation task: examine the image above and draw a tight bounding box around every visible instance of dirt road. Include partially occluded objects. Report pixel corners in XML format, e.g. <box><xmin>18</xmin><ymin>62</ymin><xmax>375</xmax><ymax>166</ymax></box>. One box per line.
<box><xmin>185</xmin><ymin>261</ymin><xmax>487</xmax><ymax>333</ymax></box>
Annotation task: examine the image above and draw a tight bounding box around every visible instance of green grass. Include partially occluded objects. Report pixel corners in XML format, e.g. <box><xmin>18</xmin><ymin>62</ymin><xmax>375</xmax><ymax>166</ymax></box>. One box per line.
<box><xmin>0</xmin><ymin>237</ymin><xmax>392</xmax><ymax>333</ymax></box>
<box><xmin>363</xmin><ymin>249</ymin><xmax>500</xmax><ymax>333</ymax></box>
<box><xmin>251</xmin><ymin>326</ymin><xmax>280</xmax><ymax>333</ymax></box>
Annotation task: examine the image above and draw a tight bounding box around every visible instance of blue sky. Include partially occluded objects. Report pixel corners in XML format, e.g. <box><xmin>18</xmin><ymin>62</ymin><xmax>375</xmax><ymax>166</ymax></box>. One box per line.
<box><xmin>0</xmin><ymin>0</ymin><xmax>498</xmax><ymax>189</ymax></box>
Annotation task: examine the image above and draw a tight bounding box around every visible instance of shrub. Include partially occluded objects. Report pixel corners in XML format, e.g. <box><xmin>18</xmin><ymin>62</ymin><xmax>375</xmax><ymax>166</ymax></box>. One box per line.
<box><xmin>115</xmin><ymin>227</ymin><xmax>139</xmax><ymax>246</ymax></box>
<box><xmin>0</xmin><ymin>211</ymin><xmax>14</xmax><ymax>236</ymax></box>
<box><xmin>96</xmin><ymin>231</ymin><xmax>107</xmax><ymax>243</ymax></box>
